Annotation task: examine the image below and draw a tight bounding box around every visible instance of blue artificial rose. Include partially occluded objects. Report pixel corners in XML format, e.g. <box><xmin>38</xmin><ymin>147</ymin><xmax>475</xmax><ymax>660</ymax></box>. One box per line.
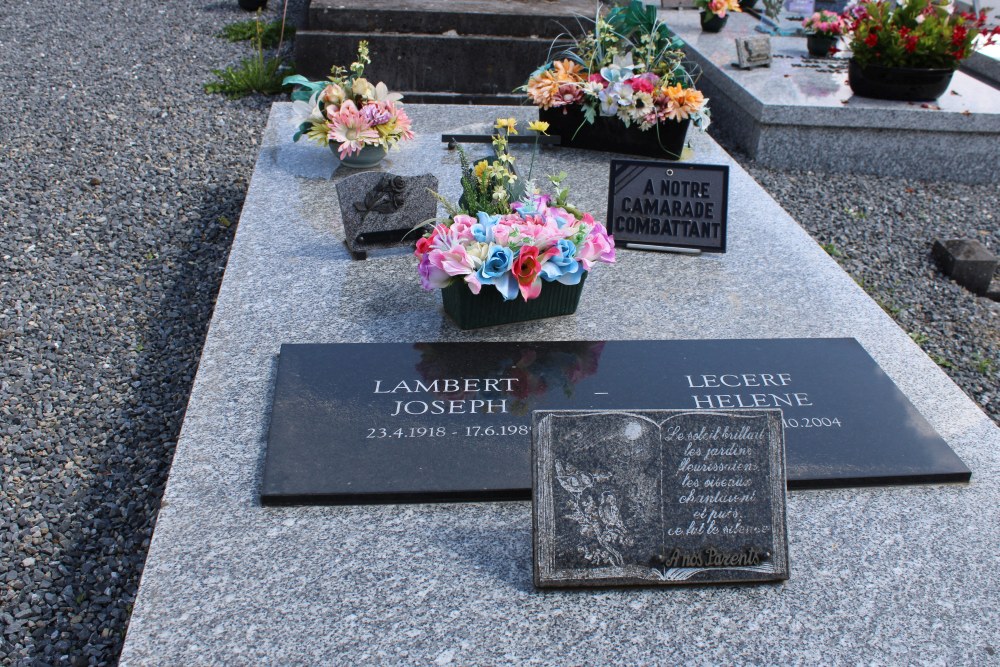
<box><xmin>472</xmin><ymin>212</ymin><xmax>500</xmax><ymax>243</ymax></box>
<box><xmin>541</xmin><ymin>239</ymin><xmax>584</xmax><ymax>285</ymax></box>
<box><xmin>480</xmin><ymin>244</ymin><xmax>513</xmax><ymax>279</ymax></box>
<box><xmin>478</xmin><ymin>244</ymin><xmax>518</xmax><ymax>301</ymax></box>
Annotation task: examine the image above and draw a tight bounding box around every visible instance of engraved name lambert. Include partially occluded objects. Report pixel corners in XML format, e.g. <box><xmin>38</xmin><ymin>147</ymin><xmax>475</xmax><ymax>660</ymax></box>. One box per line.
<box><xmin>374</xmin><ymin>377</ymin><xmax>520</xmax><ymax>416</ymax></box>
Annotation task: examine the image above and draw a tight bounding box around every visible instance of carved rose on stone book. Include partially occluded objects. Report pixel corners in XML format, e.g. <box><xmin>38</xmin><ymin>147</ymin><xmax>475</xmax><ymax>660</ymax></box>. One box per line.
<box><xmin>354</xmin><ymin>175</ymin><xmax>408</xmax><ymax>220</ymax></box>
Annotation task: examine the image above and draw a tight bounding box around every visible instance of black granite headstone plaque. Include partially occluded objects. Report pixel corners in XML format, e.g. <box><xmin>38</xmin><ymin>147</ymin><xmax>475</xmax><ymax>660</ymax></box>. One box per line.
<box><xmin>533</xmin><ymin>409</ymin><xmax>790</xmax><ymax>587</ymax></box>
<box><xmin>260</xmin><ymin>339</ymin><xmax>970</xmax><ymax>505</ymax></box>
<box><xmin>606</xmin><ymin>160</ymin><xmax>728</xmax><ymax>252</ymax></box>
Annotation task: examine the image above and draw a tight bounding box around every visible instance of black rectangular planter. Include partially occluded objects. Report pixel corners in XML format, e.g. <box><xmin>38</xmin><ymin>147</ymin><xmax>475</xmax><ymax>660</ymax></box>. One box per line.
<box><xmin>441</xmin><ymin>273</ymin><xmax>587</xmax><ymax>329</ymax></box>
<box><xmin>540</xmin><ymin>106</ymin><xmax>690</xmax><ymax>160</ymax></box>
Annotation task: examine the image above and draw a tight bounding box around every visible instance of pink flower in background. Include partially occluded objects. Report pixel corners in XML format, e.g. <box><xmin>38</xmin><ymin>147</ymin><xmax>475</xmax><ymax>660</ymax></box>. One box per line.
<box><xmin>625</xmin><ymin>77</ymin><xmax>654</xmax><ymax>94</ymax></box>
<box><xmin>554</xmin><ymin>83</ymin><xmax>583</xmax><ymax>107</ymax></box>
<box><xmin>388</xmin><ymin>102</ymin><xmax>415</xmax><ymax>141</ymax></box>
<box><xmin>327</xmin><ymin>100</ymin><xmax>379</xmax><ymax>158</ymax></box>
<box><xmin>360</xmin><ymin>101</ymin><xmax>392</xmax><ymax>126</ymax></box>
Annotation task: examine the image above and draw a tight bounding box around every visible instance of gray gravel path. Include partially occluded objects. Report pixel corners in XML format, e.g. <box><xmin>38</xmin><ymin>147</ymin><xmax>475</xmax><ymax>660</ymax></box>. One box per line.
<box><xmin>1</xmin><ymin>1</ymin><xmax>304</xmax><ymax>664</ymax></box>
<box><xmin>0</xmin><ymin>1</ymin><xmax>996</xmax><ymax>665</ymax></box>
<box><xmin>734</xmin><ymin>161</ymin><xmax>999</xmax><ymax>425</ymax></box>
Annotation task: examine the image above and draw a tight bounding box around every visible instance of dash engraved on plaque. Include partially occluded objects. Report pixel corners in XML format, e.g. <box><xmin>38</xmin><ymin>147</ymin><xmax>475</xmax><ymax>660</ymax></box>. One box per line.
<box><xmin>532</xmin><ymin>409</ymin><xmax>789</xmax><ymax>587</ymax></box>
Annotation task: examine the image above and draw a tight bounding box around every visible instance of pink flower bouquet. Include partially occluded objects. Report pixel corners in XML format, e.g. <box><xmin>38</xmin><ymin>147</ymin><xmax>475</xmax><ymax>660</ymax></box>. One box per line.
<box><xmin>284</xmin><ymin>41</ymin><xmax>413</xmax><ymax>159</ymax></box>
<box><xmin>415</xmin><ymin>195</ymin><xmax>615</xmax><ymax>302</ymax></box>
<box><xmin>802</xmin><ymin>10</ymin><xmax>846</xmax><ymax>37</ymax></box>
<box><xmin>415</xmin><ymin>118</ymin><xmax>615</xmax><ymax>303</ymax></box>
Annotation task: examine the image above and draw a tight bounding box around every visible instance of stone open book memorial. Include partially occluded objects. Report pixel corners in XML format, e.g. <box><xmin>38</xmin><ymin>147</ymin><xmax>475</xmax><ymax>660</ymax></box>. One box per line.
<box><xmin>118</xmin><ymin>103</ymin><xmax>1000</xmax><ymax>664</ymax></box>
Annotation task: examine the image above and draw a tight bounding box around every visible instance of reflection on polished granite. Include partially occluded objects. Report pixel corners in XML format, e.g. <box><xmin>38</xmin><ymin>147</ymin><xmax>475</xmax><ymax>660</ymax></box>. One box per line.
<box><xmin>120</xmin><ymin>104</ymin><xmax>1000</xmax><ymax>665</ymax></box>
<box><xmin>662</xmin><ymin>8</ymin><xmax>1000</xmax><ymax>183</ymax></box>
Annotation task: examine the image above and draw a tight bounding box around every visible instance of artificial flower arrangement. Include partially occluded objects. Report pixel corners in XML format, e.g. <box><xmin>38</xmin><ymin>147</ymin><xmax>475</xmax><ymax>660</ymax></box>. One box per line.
<box><xmin>523</xmin><ymin>1</ymin><xmax>710</xmax><ymax>140</ymax></box>
<box><xmin>695</xmin><ymin>0</ymin><xmax>742</xmax><ymax>20</ymax></box>
<box><xmin>415</xmin><ymin>118</ymin><xmax>615</xmax><ymax>308</ymax></box>
<box><xmin>802</xmin><ymin>10</ymin><xmax>846</xmax><ymax>37</ymax></box>
<box><xmin>846</xmin><ymin>0</ymin><xmax>999</xmax><ymax>69</ymax></box>
<box><xmin>283</xmin><ymin>41</ymin><xmax>413</xmax><ymax>160</ymax></box>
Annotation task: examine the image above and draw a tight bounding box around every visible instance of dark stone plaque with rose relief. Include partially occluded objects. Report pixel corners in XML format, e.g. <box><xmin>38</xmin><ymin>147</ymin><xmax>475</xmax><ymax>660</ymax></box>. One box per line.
<box><xmin>532</xmin><ymin>409</ymin><xmax>789</xmax><ymax>587</ymax></box>
<box><xmin>336</xmin><ymin>172</ymin><xmax>437</xmax><ymax>259</ymax></box>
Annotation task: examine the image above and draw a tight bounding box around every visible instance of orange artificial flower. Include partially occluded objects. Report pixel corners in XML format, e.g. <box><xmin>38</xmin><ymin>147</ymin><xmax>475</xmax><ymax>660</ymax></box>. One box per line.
<box><xmin>552</xmin><ymin>59</ymin><xmax>585</xmax><ymax>83</ymax></box>
<box><xmin>527</xmin><ymin>71</ymin><xmax>562</xmax><ymax>109</ymax></box>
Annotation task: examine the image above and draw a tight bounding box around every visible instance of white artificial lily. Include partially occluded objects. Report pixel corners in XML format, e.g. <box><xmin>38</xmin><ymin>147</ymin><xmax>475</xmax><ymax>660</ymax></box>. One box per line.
<box><xmin>374</xmin><ymin>81</ymin><xmax>403</xmax><ymax>103</ymax></box>
<box><xmin>291</xmin><ymin>91</ymin><xmax>324</xmax><ymax>126</ymax></box>
<box><xmin>599</xmin><ymin>52</ymin><xmax>636</xmax><ymax>83</ymax></box>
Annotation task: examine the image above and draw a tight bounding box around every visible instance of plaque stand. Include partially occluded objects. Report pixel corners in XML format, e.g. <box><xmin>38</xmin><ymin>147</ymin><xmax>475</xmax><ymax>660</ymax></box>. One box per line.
<box><xmin>622</xmin><ymin>242</ymin><xmax>702</xmax><ymax>255</ymax></box>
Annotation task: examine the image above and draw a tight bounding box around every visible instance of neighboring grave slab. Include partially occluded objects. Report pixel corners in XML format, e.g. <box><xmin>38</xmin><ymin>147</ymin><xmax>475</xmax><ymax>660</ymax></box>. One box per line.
<box><xmin>661</xmin><ymin>9</ymin><xmax>1000</xmax><ymax>184</ymax></box>
<box><xmin>259</xmin><ymin>338</ymin><xmax>969</xmax><ymax>505</ymax></box>
<box><xmin>533</xmin><ymin>409</ymin><xmax>790</xmax><ymax>587</ymax></box>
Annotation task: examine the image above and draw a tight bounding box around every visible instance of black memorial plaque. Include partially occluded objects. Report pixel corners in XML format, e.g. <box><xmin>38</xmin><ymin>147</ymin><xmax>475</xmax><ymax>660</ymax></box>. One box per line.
<box><xmin>606</xmin><ymin>159</ymin><xmax>728</xmax><ymax>252</ymax></box>
<box><xmin>260</xmin><ymin>339</ymin><xmax>970</xmax><ymax>505</ymax></box>
<box><xmin>533</xmin><ymin>409</ymin><xmax>789</xmax><ymax>587</ymax></box>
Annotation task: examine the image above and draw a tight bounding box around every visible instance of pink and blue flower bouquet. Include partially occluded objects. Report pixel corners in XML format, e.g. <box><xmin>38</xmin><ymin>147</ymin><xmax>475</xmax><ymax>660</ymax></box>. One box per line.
<box><xmin>414</xmin><ymin>119</ymin><xmax>615</xmax><ymax>329</ymax></box>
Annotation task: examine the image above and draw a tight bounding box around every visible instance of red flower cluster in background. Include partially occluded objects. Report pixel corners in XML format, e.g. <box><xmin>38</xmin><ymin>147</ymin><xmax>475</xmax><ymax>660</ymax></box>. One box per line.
<box><xmin>846</xmin><ymin>0</ymin><xmax>999</xmax><ymax>69</ymax></box>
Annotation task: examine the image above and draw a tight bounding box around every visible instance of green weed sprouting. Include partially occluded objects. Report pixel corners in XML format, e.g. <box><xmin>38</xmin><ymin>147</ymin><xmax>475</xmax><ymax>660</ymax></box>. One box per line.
<box><xmin>204</xmin><ymin>12</ymin><xmax>293</xmax><ymax>99</ymax></box>
<box><xmin>217</xmin><ymin>18</ymin><xmax>294</xmax><ymax>49</ymax></box>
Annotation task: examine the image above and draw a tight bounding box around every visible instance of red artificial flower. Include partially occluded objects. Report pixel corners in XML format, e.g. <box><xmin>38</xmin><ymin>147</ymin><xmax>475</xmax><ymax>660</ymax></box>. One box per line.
<box><xmin>512</xmin><ymin>246</ymin><xmax>543</xmax><ymax>287</ymax></box>
<box><xmin>625</xmin><ymin>77</ymin><xmax>654</xmax><ymax>94</ymax></box>
<box><xmin>865</xmin><ymin>32</ymin><xmax>879</xmax><ymax>47</ymax></box>
<box><xmin>952</xmin><ymin>25</ymin><xmax>967</xmax><ymax>46</ymax></box>
<box><xmin>415</xmin><ymin>236</ymin><xmax>431</xmax><ymax>256</ymax></box>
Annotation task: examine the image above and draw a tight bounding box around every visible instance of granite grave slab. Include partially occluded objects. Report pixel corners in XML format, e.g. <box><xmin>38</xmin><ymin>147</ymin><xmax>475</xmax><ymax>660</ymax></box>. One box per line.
<box><xmin>119</xmin><ymin>104</ymin><xmax>1000</xmax><ymax>665</ymax></box>
<box><xmin>533</xmin><ymin>409</ymin><xmax>790</xmax><ymax>587</ymax></box>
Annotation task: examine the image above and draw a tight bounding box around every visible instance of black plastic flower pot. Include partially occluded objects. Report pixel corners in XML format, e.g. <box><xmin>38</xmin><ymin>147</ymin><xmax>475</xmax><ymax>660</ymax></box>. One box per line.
<box><xmin>441</xmin><ymin>273</ymin><xmax>587</xmax><ymax>330</ymax></box>
<box><xmin>806</xmin><ymin>35</ymin><xmax>838</xmax><ymax>58</ymax></box>
<box><xmin>539</xmin><ymin>106</ymin><xmax>690</xmax><ymax>161</ymax></box>
<box><xmin>847</xmin><ymin>59</ymin><xmax>955</xmax><ymax>101</ymax></box>
<box><xmin>700</xmin><ymin>11</ymin><xmax>729</xmax><ymax>33</ymax></box>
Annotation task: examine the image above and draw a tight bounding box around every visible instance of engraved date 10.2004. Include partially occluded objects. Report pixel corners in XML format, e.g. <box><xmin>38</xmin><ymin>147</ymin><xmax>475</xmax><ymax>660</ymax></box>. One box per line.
<box><xmin>783</xmin><ymin>417</ymin><xmax>842</xmax><ymax>429</ymax></box>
